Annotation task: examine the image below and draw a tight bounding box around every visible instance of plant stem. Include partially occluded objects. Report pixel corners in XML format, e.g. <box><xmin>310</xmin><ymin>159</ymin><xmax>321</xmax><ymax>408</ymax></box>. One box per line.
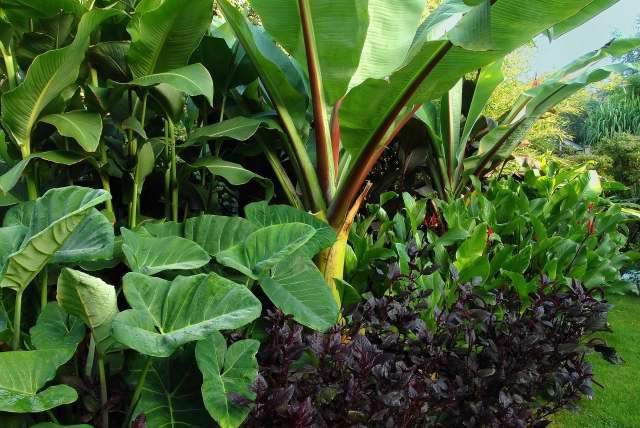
<box><xmin>40</xmin><ymin>268</ymin><xmax>48</xmax><ymax>311</ymax></box>
<box><xmin>85</xmin><ymin>335</ymin><xmax>96</xmax><ymax>378</ymax></box>
<box><xmin>47</xmin><ymin>410</ymin><xmax>60</xmax><ymax>424</ymax></box>
<box><xmin>122</xmin><ymin>357</ymin><xmax>153</xmax><ymax>428</ymax></box>
<box><xmin>168</xmin><ymin>119</ymin><xmax>178</xmax><ymax>221</ymax></box>
<box><xmin>164</xmin><ymin>120</ymin><xmax>171</xmax><ymax>219</ymax></box>
<box><xmin>98</xmin><ymin>354</ymin><xmax>109</xmax><ymax>428</ymax></box>
<box><xmin>11</xmin><ymin>291</ymin><xmax>22</xmax><ymax>350</ymax></box>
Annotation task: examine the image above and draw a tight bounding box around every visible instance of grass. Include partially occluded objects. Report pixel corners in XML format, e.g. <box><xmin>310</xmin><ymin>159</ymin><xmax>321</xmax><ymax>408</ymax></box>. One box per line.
<box><xmin>552</xmin><ymin>295</ymin><xmax>640</xmax><ymax>428</ymax></box>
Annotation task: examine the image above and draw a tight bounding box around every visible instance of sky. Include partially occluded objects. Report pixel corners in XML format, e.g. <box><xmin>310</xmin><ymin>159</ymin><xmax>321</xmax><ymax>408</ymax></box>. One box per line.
<box><xmin>530</xmin><ymin>0</ymin><xmax>640</xmax><ymax>76</ymax></box>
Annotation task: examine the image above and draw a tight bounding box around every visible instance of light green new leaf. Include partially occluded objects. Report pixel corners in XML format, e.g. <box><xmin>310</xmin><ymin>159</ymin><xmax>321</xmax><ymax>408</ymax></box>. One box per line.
<box><xmin>56</xmin><ymin>268</ymin><xmax>117</xmax><ymax>351</ymax></box>
<box><xmin>30</xmin><ymin>302</ymin><xmax>85</xmax><ymax>355</ymax></box>
<box><xmin>1</xmin><ymin>8</ymin><xmax>121</xmax><ymax>147</ymax></box>
<box><xmin>184</xmin><ymin>215</ymin><xmax>258</xmax><ymax>256</ymax></box>
<box><xmin>0</xmin><ymin>187</ymin><xmax>111</xmax><ymax>292</ymax></box>
<box><xmin>460</xmin><ymin>59</ymin><xmax>503</xmax><ymax>144</ymax></box>
<box><xmin>0</xmin><ymin>151</ymin><xmax>86</xmax><ymax>195</ymax></box>
<box><xmin>127</xmin><ymin>0</ymin><xmax>213</xmax><ymax>78</ymax></box>
<box><xmin>259</xmin><ymin>258</ymin><xmax>339</xmax><ymax>331</ymax></box>
<box><xmin>348</xmin><ymin>0</ymin><xmax>425</xmax><ymax>90</ymax></box>
<box><xmin>216</xmin><ymin>223</ymin><xmax>316</xmax><ymax>279</ymax></box>
<box><xmin>0</xmin><ymin>350</ymin><xmax>77</xmax><ymax>413</ymax></box>
<box><xmin>113</xmin><ymin>64</ymin><xmax>214</xmax><ymax>106</ymax></box>
<box><xmin>455</xmin><ymin>223</ymin><xmax>487</xmax><ymax>271</ymax></box>
<box><xmin>121</xmin><ymin>228</ymin><xmax>210</xmax><ymax>275</ymax></box>
<box><xmin>245</xmin><ymin>201</ymin><xmax>336</xmax><ymax>257</ymax></box>
<box><xmin>191</xmin><ymin>157</ymin><xmax>274</xmax><ymax>201</ymax></box>
<box><xmin>112</xmin><ymin>272</ymin><xmax>262</xmax><ymax>357</ymax></box>
<box><xmin>126</xmin><ymin>350</ymin><xmax>211</xmax><ymax>427</ymax></box>
<box><xmin>40</xmin><ymin>111</ymin><xmax>103</xmax><ymax>152</ymax></box>
<box><xmin>196</xmin><ymin>332</ymin><xmax>259</xmax><ymax>428</ymax></box>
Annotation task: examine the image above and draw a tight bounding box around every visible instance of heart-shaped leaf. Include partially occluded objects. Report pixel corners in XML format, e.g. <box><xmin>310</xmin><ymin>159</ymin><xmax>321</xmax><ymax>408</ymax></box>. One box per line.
<box><xmin>184</xmin><ymin>215</ymin><xmax>258</xmax><ymax>256</ymax></box>
<box><xmin>245</xmin><ymin>201</ymin><xmax>336</xmax><ymax>257</ymax></box>
<box><xmin>121</xmin><ymin>227</ymin><xmax>211</xmax><ymax>276</ymax></box>
<box><xmin>56</xmin><ymin>268</ymin><xmax>118</xmax><ymax>352</ymax></box>
<box><xmin>216</xmin><ymin>223</ymin><xmax>316</xmax><ymax>279</ymax></box>
<box><xmin>30</xmin><ymin>302</ymin><xmax>85</xmax><ymax>354</ymax></box>
<box><xmin>0</xmin><ymin>187</ymin><xmax>111</xmax><ymax>292</ymax></box>
<box><xmin>112</xmin><ymin>272</ymin><xmax>261</xmax><ymax>357</ymax></box>
<box><xmin>259</xmin><ymin>258</ymin><xmax>339</xmax><ymax>331</ymax></box>
<box><xmin>126</xmin><ymin>350</ymin><xmax>210</xmax><ymax>427</ymax></box>
<box><xmin>0</xmin><ymin>349</ymin><xmax>78</xmax><ymax>413</ymax></box>
<box><xmin>195</xmin><ymin>331</ymin><xmax>259</xmax><ymax>428</ymax></box>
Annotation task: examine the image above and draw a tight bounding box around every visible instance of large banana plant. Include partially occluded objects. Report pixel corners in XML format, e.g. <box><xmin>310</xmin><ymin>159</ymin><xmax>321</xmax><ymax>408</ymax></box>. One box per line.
<box><xmin>416</xmin><ymin>38</ymin><xmax>640</xmax><ymax>200</ymax></box>
<box><xmin>216</xmin><ymin>0</ymin><xmax>624</xmax><ymax>301</ymax></box>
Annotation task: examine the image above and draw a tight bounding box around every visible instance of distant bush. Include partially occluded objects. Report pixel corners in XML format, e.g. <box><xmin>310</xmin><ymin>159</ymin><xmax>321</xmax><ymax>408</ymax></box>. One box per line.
<box><xmin>583</xmin><ymin>95</ymin><xmax>640</xmax><ymax>146</ymax></box>
<box><xmin>593</xmin><ymin>133</ymin><xmax>640</xmax><ymax>190</ymax></box>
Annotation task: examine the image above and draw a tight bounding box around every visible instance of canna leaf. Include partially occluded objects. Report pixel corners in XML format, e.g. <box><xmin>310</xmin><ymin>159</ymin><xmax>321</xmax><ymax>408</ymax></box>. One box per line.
<box><xmin>40</xmin><ymin>111</ymin><xmax>103</xmax><ymax>152</ymax></box>
<box><xmin>191</xmin><ymin>157</ymin><xmax>274</xmax><ymax>201</ymax></box>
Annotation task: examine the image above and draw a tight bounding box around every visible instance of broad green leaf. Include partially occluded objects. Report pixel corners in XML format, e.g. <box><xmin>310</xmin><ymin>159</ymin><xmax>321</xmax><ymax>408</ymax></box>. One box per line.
<box><xmin>348</xmin><ymin>0</ymin><xmax>425</xmax><ymax>90</ymax></box>
<box><xmin>216</xmin><ymin>223</ymin><xmax>316</xmax><ymax>279</ymax></box>
<box><xmin>339</xmin><ymin>0</ymin><xmax>607</xmax><ymax>159</ymax></box>
<box><xmin>113</xmin><ymin>64</ymin><xmax>214</xmax><ymax>106</ymax></box>
<box><xmin>186</xmin><ymin>116</ymin><xmax>274</xmax><ymax>146</ymax></box>
<box><xmin>30</xmin><ymin>302</ymin><xmax>85</xmax><ymax>354</ymax></box>
<box><xmin>0</xmin><ymin>151</ymin><xmax>86</xmax><ymax>195</ymax></box>
<box><xmin>127</xmin><ymin>0</ymin><xmax>213</xmax><ymax>78</ymax></box>
<box><xmin>185</xmin><ymin>215</ymin><xmax>258</xmax><ymax>256</ymax></box>
<box><xmin>40</xmin><ymin>111</ymin><xmax>103</xmax><ymax>152</ymax></box>
<box><xmin>56</xmin><ymin>268</ymin><xmax>118</xmax><ymax>351</ymax></box>
<box><xmin>191</xmin><ymin>157</ymin><xmax>274</xmax><ymax>201</ymax></box>
<box><xmin>250</xmin><ymin>0</ymin><xmax>368</xmax><ymax>104</ymax></box>
<box><xmin>0</xmin><ymin>226</ymin><xmax>27</xmax><ymax>272</ymax></box>
<box><xmin>245</xmin><ymin>201</ymin><xmax>336</xmax><ymax>257</ymax></box>
<box><xmin>196</xmin><ymin>332</ymin><xmax>259</xmax><ymax>428</ymax></box>
<box><xmin>112</xmin><ymin>272</ymin><xmax>262</xmax><ymax>357</ymax></box>
<box><xmin>548</xmin><ymin>0</ymin><xmax>619</xmax><ymax>40</ymax></box>
<box><xmin>126</xmin><ymin>350</ymin><xmax>210</xmax><ymax>427</ymax></box>
<box><xmin>460</xmin><ymin>59</ymin><xmax>503</xmax><ymax>144</ymax></box>
<box><xmin>121</xmin><ymin>228</ymin><xmax>211</xmax><ymax>275</ymax></box>
<box><xmin>0</xmin><ymin>187</ymin><xmax>111</xmax><ymax>292</ymax></box>
<box><xmin>259</xmin><ymin>258</ymin><xmax>339</xmax><ymax>331</ymax></box>
<box><xmin>1</xmin><ymin>8</ymin><xmax>121</xmax><ymax>147</ymax></box>
<box><xmin>52</xmin><ymin>209</ymin><xmax>115</xmax><ymax>264</ymax></box>
<box><xmin>0</xmin><ymin>350</ymin><xmax>77</xmax><ymax>413</ymax></box>
<box><xmin>218</xmin><ymin>0</ymin><xmax>308</xmax><ymax>132</ymax></box>
<box><xmin>1</xmin><ymin>0</ymin><xmax>85</xmax><ymax>19</ymax></box>
<box><xmin>455</xmin><ymin>223</ymin><xmax>487</xmax><ymax>271</ymax></box>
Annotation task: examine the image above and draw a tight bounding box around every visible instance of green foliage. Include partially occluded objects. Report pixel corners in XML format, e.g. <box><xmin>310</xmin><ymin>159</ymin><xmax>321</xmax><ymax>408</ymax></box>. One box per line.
<box><xmin>594</xmin><ymin>133</ymin><xmax>640</xmax><ymax>189</ymax></box>
<box><xmin>583</xmin><ymin>95</ymin><xmax>640</xmax><ymax>146</ymax></box>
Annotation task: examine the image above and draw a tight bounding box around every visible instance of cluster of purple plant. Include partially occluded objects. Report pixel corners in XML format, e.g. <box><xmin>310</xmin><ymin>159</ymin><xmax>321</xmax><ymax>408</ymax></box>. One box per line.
<box><xmin>242</xmin><ymin>278</ymin><xmax>612</xmax><ymax>428</ymax></box>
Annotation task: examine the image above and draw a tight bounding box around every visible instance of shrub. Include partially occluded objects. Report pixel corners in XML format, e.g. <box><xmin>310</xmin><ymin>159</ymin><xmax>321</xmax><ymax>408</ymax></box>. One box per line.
<box><xmin>594</xmin><ymin>133</ymin><xmax>640</xmax><ymax>191</ymax></box>
<box><xmin>245</xmin><ymin>278</ymin><xmax>611</xmax><ymax>427</ymax></box>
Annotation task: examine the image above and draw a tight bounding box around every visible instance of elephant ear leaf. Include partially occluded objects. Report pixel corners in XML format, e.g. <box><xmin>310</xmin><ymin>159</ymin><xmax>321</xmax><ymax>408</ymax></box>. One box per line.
<box><xmin>216</xmin><ymin>223</ymin><xmax>316</xmax><ymax>279</ymax></box>
<box><xmin>0</xmin><ymin>349</ymin><xmax>78</xmax><ymax>413</ymax></box>
<box><xmin>184</xmin><ymin>215</ymin><xmax>258</xmax><ymax>256</ymax></box>
<box><xmin>121</xmin><ymin>227</ymin><xmax>211</xmax><ymax>276</ymax></box>
<box><xmin>0</xmin><ymin>187</ymin><xmax>111</xmax><ymax>293</ymax></box>
<box><xmin>259</xmin><ymin>258</ymin><xmax>338</xmax><ymax>332</ymax></box>
<box><xmin>244</xmin><ymin>201</ymin><xmax>336</xmax><ymax>257</ymax></box>
<box><xmin>30</xmin><ymin>302</ymin><xmax>86</xmax><ymax>356</ymax></box>
<box><xmin>112</xmin><ymin>272</ymin><xmax>261</xmax><ymax>357</ymax></box>
<box><xmin>196</xmin><ymin>331</ymin><xmax>259</xmax><ymax>428</ymax></box>
<box><xmin>56</xmin><ymin>268</ymin><xmax>118</xmax><ymax>353</ymax></box>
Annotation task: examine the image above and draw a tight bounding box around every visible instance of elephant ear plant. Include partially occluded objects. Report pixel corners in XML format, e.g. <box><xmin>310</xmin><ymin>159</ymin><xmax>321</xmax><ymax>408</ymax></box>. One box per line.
<box><xmin>415</xmin><ymin>37</ymin><xmax>640</xmax><ymax>200</ymax></box>
<box><xmin>216</xmin><ymin>0</ymin><xmax>625</xmax><ymax>305</ymax></box>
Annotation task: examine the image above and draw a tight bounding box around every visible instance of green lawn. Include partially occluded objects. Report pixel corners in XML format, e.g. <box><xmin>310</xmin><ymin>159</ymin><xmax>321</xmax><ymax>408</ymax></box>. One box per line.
<box><xmin>553</xmin><ymin>295</ymin><xmax>640</xmax><ymax>428</ymax></box>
